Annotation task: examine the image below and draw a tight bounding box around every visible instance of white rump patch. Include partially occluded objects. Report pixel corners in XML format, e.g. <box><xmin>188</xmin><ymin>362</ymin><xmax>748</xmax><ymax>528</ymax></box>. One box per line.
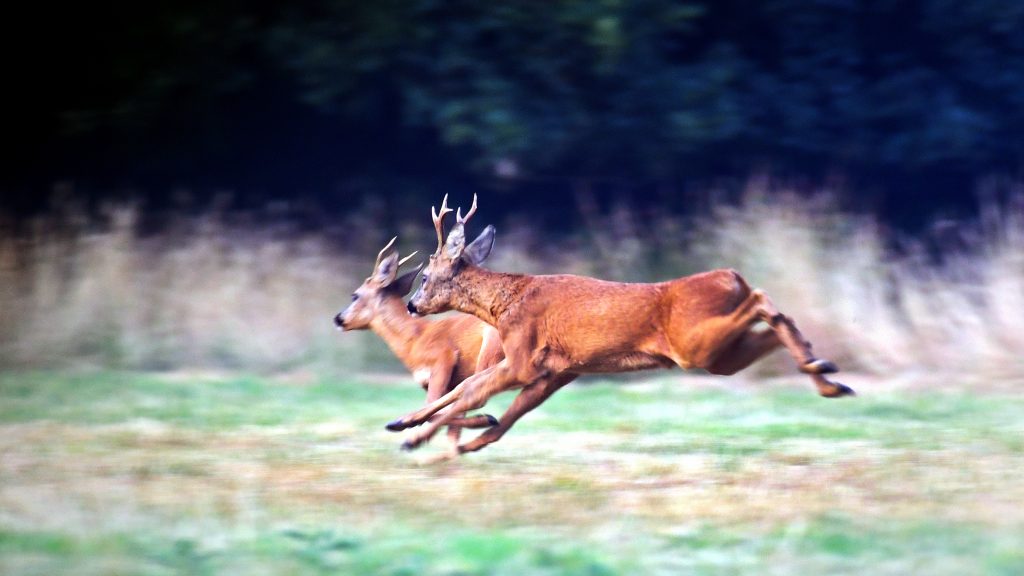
<box><xmin>412</xmin><ymin>368</ymin><xmax>431</xmax><ymax>386</ymax></box>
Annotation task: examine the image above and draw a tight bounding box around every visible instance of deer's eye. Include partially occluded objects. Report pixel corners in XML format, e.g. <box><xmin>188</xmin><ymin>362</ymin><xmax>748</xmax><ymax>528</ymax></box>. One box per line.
<box><xmin>351</xmin><ymin>294</ymin><xmax>359</xmax><ymax>302</ymax></box>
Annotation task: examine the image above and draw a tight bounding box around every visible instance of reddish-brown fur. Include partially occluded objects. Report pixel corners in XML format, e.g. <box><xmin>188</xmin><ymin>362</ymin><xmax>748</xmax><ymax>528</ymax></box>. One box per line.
<box><xmin>388</xmin><ymin>196</ymin><xmax>853</xmax><ymax>457</ymax></box>
<box><xmin>334</xmin><ymin>238</ymin><xmax>504</xmax><ymax>457</ymax></box>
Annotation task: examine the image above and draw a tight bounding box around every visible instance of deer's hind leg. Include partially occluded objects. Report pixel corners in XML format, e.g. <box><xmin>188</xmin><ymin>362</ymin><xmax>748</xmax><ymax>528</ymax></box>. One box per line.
<box><xmin>705</xmin><ymin>328</ymin><xmax>781</xmax><ymax>376</ymax></box>
<box><xmin>677</xmin><ymin>287</ymin><xmax>853</xmax><ymax>397</ymax></box>
<box><xmin>752</xmin><ymin>290</ymin><xmax>854</xmax><ymax>397</ymax></box>
<box><xmin>674</xmin><ymin>285</ymin><xmax>770</xmax><ymax>370</ymax></box>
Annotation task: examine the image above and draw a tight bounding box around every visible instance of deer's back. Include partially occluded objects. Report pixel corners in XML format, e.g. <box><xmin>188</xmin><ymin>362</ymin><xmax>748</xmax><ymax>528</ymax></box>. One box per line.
<box><xmin>500</xmin><ymin>269</ymin><xmax>749</xmax><ymax>372</ymax></box>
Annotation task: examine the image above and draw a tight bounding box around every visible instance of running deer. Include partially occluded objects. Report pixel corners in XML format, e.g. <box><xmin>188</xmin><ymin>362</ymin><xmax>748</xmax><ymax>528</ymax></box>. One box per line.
<box><xmin>387</xmin><ymin>195</ymin><xmax>854</xmax><ymax>456</ymax></box>
<box><xmin>334</xmin><ymin>237</ymin><xmax>504</xmax><ymax>457</ymax></box>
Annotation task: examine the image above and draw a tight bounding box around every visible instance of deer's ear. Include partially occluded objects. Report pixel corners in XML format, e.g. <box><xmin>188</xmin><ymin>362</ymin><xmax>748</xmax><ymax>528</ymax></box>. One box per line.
<box><xmin>444</xmin><ymin>223</ymin><xmax>467</xmax><ymax>259</ymax></box>
<box><xmin>373</xmin><ymin>251</ymin><xmax>400</xmax><ymax>285</ymax></box>
<box><xmin>391</xmin><ymin>263</ymin><xmax>423</xmax><ymax>296</ymax></box>
<box><xmin>462</xmin><ymin>225</ymin><xmax>495</xmax><ymax>265</ymax></box>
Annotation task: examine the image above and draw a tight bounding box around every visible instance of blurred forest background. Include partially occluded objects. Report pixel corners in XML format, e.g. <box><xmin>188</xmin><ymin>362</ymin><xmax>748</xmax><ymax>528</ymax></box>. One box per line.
<box><xmin>6</xmin><ymin>1</ymin><xmax>1024</xmax><ymax>220</ymax></box>
<box><xmin>2</xmin><ymin>0</ymin><xmax>1023</xmax><ymax>377</ymax></box>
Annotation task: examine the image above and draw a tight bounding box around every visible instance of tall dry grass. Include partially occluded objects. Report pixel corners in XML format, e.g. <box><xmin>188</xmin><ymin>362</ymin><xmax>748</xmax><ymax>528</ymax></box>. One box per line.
<box><xmin>0</xmin><ymin>203</ymin><xmax>390</xmax><ymax>372</ymax></box>
<box><xmin>688</xmin><ymin>186</ymin><xmax>1024</xmax><ymax>383</ymax></box>
<box><xmin>1</xmin><ymin>184</ymin><xmax>1022</xmax><ymax>383</ymax></box>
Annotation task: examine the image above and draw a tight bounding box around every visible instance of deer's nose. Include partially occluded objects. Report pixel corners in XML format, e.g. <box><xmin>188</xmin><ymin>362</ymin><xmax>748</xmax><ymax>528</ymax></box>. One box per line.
<box><xmin>333</xmin><ymin>313</ymin><xmax>345</xmax><ymax>329</ymax></box>
<box><xmin>407</xmin><ymin>301</ymin><xmax>417</xmax><ymax>314</ymax></box>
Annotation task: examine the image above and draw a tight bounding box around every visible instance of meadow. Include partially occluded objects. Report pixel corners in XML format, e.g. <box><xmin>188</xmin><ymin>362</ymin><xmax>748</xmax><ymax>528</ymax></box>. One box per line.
<box><xmin>1</xmin><ymin>370</ymin><xmax>1023</xmax><ymax>575</ymax></box>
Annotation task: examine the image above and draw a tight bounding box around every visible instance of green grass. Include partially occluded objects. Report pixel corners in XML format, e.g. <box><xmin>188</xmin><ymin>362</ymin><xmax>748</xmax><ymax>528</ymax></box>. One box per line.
<box><xmin>1</xmin><ymin>370</ymin><xmax>1023</xmax><ymax>575</ymax></box>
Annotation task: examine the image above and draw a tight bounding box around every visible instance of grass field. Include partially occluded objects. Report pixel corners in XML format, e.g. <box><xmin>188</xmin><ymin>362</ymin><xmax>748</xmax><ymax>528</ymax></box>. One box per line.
<box><xmin>1</xmin><ymin>371</ymin><xmax>1023</xmax><ymax>575</ymax></box>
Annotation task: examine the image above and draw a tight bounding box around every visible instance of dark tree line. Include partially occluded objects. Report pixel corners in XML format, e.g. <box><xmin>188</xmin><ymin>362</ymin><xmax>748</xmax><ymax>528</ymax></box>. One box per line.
<box><xmin>6</xmin><ymin>0</ymin><xmax>1024</xmax><ymax>220</ymax></box>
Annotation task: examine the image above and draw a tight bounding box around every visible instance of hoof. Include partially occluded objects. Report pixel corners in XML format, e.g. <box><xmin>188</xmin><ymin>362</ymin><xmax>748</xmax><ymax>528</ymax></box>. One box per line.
<box><xmin>386</xmin><ymin>419</ymin><xmax>407</xmax><ymax>432</ymax></box>
<box><xmin>821</xmin><ymin>382</ymin><xmax>856</xmax><ymax>398</ymax></box>
<box><xmin>801</xmin><ymin>359</ymin><xmax>839</xmax><ymax>375</ymax></box>
<box><xmin>485</xmin><ymin>414</ymin><xmax>499</xmax><ymax>427</ymax></box>
<box><xmin>400</xmin><ymin>439</ymin><xmax>417</xmax><ymax>451</ymax></box>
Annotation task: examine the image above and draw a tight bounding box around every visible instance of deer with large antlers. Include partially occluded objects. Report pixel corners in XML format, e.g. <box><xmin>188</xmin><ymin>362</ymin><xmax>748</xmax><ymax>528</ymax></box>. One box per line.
<box><xmin>334</xmin><ymin>237</ymin><xmax>504</xmax><ymax>458</ymax></box>
<box><xmin>387</xmin><ymin>195</ymin><xmax>854</xmax><ymax>456</ymax></box>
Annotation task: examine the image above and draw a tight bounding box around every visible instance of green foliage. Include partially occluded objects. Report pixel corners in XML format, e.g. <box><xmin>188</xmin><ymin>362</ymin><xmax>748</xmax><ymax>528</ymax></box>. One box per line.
<box><xmin>265</xmin><ymin>0</ymin><xmax>1024</xmax><ymax>179</ymax></box>
<box><xmin>45</xmin><ymin>0</ymin><xmax>1023</xmax><ymax>186</ymax></box>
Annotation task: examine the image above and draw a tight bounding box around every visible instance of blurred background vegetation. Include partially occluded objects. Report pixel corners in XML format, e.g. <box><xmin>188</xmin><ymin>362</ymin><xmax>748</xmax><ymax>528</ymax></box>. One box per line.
<box><xmin>1</xmin><ymin>0</ymin><xmax>1023</xmax><ymax>378</ymax></box>
<box><xmin>1</xmin><ymin>186</ymin><xmax>1022</xmax><ymax>381</ymax></box>
<box><xmin>5</xmin><ymin>0</ymin><xmax>1024</xmax><ymax>225</ymax></box>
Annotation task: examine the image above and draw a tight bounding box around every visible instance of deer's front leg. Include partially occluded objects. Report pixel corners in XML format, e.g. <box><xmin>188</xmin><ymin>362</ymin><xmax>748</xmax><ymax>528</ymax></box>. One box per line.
<box><xmin>422</xmin><ymin>352</ymin><xmax>458</xmax><ymax>405</ymax></box>
<box><xmin>399</xmin><ymin>361</ymin><xmax>523</xmax><ymax>451</ymax></box>
<box><xmin>458</xmin><ymin>373</ymin><xmax>577</xmax><ymax>455</ymax></box>
<box><xmin>386</xmin><ymin>364</ymin><xmax>494</xmax><ymax>432</ymax></box>
<box><xmin>418</xmin><ymin>354</ymin><xmax>485</xmax><ymax>425</ymax></box>
<box><xmin>419</xmin><ymin>354</ymin><xmax>463</xmax><ymax>453</ymax></box>
<box><xmin>474</xmin><ymin>326</ymin><xmax>504</xmax><ymax>372</ymax></box>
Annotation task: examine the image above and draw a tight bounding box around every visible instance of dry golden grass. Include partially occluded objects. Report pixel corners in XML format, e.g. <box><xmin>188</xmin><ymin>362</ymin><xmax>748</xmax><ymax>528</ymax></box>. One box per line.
<box><xmin>1</xmin><ymin>183</ymin><xmax>1022</xmax><ymax>385</ymax></box>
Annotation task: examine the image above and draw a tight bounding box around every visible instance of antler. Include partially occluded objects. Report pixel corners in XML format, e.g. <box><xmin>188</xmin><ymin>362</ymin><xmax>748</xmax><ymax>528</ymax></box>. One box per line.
<box><xmin>431</xmin><ymin>194</ymin><xmax>454</xmax><ymax>253</ymax></box>
<box><xmin>398</xmin><ymin>251</ymin><xmax>419</xmax><ymax>268</ymax></box>
<box><xmin>456</xmin><ymin>193</ymin><xmax>478</xmax><ymax>225</ymax></box>
<box><xmin>374</xmin><ymin>236</ymin><xmax>398</xmax><ymax>269</ymax></box>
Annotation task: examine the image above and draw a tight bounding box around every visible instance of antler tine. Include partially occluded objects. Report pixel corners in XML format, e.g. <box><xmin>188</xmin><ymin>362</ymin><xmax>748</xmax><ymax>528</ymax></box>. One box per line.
<box><xmin>431</xmin><ymin>194</ymin><xmax>453</xmax><ymax>251</ymax></box>
<box><xmin>456</xmin><ymin>193</ymin><xmax>478</xmax><ymax>225</ymax></box>
<box><xmin>375</xmin><ymin>236</ymin><xmax>398</xmax><ymax>268</ymax></box>
<box><xmin>397</xmin><ymin>251</ymin><xmax>419</xmax><ymax>268</ymax></box>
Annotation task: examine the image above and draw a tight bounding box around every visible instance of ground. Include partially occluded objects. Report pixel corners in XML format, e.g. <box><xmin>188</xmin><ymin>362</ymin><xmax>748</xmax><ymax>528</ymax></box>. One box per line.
<box><xmin>0</xmin><ymin>370</ymin><xmax>1022</xmax><ymax>575</ymax></box>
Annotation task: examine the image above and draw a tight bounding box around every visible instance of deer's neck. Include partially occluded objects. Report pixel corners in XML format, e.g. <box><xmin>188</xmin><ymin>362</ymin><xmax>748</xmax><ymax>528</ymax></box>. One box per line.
<box><xmin>450</xmin><ymin>265</ymin><xmax>530</xmax><ymax>327</ymax></box>
<box><xmin>369</xmin><ymin>298</ymin><xmax>427</xmax><ymax>368</ymax></box>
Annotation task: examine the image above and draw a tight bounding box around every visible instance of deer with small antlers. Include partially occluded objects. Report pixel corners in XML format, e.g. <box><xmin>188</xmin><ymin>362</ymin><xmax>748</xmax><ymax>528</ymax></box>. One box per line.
<box><xmin>334</xmin><ymin>237</ymin><xmax>504</xmax><ymax>458</ymax></box>
<box><xmin>386</xmin><ymin>195</ymin><xmax>854</xmax><ymax>456</ymax></box>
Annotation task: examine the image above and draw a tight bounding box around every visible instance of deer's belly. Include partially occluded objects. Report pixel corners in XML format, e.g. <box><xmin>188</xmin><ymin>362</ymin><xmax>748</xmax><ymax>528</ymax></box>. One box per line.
<box><xmin>574</xmin><ymin>352</ymin><xmax>676</xmax><ymax>373</ymax></box>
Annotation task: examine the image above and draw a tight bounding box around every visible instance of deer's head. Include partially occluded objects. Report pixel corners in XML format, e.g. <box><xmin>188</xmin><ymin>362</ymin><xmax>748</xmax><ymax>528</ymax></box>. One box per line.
<box><xmin>334</xmin><ymin>237</ymin><xmax>422</xmax><ymax>330</ymax></box>
<box><xmin>407</xmin><ymin>194</ymin><xmax>495</xmax><ymax>315</ymax></box>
